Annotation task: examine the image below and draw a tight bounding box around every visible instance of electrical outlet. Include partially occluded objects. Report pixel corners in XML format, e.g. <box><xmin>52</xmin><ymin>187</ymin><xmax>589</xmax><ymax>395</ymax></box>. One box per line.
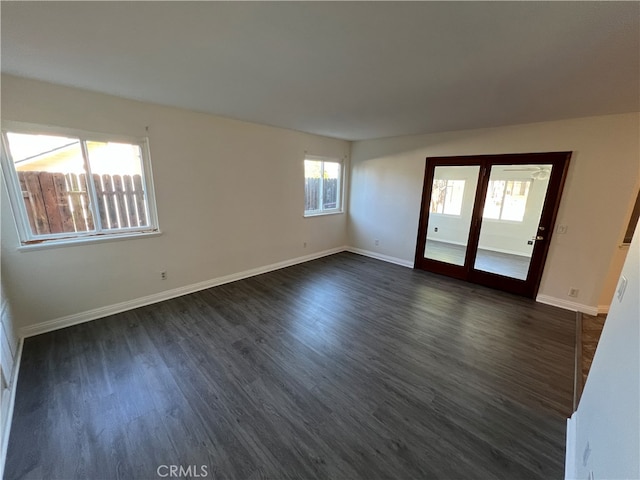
<box><xmin>568</xmin><ymin>287</ymin><xmax>579</xmax><ymax>298</ymax></box>
<box><xmin>161</xmin><ymin>271</ymin><xmax>167</xmax><ymax>280</ymax></box>
<box><xmin>434</xmin><ymin>227</ymin><xmax>439</xmax><ymax>232</ymax></box>
<box><xmin>617</xmin><ymin>276</ymin><xmax>628</xmax><ymax>302</ymax></box>
<box><xmin>374</xmin><ymin>239</ymin><xmax>380</xmax><ymax>246</ymax></box>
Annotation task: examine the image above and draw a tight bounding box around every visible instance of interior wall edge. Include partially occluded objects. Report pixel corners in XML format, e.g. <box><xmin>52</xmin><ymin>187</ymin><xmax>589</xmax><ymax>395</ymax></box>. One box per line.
<box><xmin>18</xmin><ymin>246</ymin><xmax>347</xmax><ymax>339</ymax></box>
<box><xmin>565</xmin><ymin>413</ymin><xmax>578</xmax><ymax>479</ymax></box>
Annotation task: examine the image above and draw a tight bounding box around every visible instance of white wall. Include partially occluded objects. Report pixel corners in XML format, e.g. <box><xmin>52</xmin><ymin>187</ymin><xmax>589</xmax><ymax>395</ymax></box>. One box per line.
<box><xmin>0</xmin><ymin>175</ymin><xmax>19</xmax><ymax>476</ymax></box>
<box><xmin>0</xmin><ymin>283</ymin><xmax>18</xmax><ymax>395</ymax></box>
<box><xmin>349</xmin><ymin>113</ymin><xmax>640</xmax><ymax>311</ymax></box>
<box><xmin>598</xmin><ymin>187</ymin><xmax>639</xmax><ymax>311</ymax></box>
<box><xmin>566</xmin><ymin>219</ymin><xmax>639</xmax><ymax>479</ymax></box>
<box><xmin>0</xmin><ymin>75</ymin><xmax>350</xmax><ymax>333</ymax></box>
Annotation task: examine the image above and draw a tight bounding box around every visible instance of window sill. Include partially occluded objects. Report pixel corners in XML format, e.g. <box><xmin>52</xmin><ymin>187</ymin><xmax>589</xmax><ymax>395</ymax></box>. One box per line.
<box><xmin>16</xmin><ymin>230</ymin><xmax>162</xmax><ymax>252</ymax></box>
<box><xmin>304</xmin><ymin>210</ymin><xmax>344</xmax><ymax>218</ymax></box>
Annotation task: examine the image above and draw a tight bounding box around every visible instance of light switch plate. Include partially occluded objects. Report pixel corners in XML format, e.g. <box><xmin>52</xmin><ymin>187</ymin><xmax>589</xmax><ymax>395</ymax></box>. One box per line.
<box><xmin>617</xmin><ymin>276</ymin><xmax>628</xmax><ymax>302</ymax></box>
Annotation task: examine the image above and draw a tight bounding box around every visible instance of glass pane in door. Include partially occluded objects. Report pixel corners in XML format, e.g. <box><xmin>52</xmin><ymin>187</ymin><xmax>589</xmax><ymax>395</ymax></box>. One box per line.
<box><xmin>474</xmin><ymin>164</ymin><xmax>553</xmax><ymax>279</ymax></box>
<box><xmin>424</xmin><ymin>165</ymin><xmax>480</xmax><ymax>266</ymax></box>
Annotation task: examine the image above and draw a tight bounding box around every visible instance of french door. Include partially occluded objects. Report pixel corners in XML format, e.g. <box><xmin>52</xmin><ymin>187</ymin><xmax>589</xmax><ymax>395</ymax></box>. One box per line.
<box><xmin>414</xmin><ymin>152</ymin><xmax>571</xmax><ymax>298</ymax></box>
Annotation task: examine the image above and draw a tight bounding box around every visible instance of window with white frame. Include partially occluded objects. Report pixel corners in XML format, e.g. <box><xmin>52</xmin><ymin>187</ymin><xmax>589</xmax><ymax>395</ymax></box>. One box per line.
<box><xmin>1</xmin><ymin>123</ymin><xmax>159</xmax><ymax>246</ymax></box>
<box><xmin>304</xmin><ymin>156</ymin><xmax>342</xmax><ymax>216</ymax></box>
<box><xmin>430</xmin><ymin>179</ymin><xmax>465</xmax><ymax>216</ymax></box>
<box><xmin>483</xmin><ymin>179</ymin><xmax>531</xmax><ymax>222</ymax></box>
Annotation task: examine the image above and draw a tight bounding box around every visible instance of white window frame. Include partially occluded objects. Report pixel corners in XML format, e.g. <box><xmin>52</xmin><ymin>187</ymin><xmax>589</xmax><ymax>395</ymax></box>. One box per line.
<box><xmin>1</xmin><ymin>121</ymin><xmax>160</xmax><ymax>249</ymax></box>
<box><xmin>429</xmin><ymin>179</ymin><xmax>465</xmax><ymax>217</ymax></box>
<box><xmin>483</xmin><ymin>179</ymin><xmax>532</xmax><ymax>223</ymax></box>
<box><xmin>304</xmin><ymin>155</ymin><xmax>343</xmax><ymax>217</ymax></box>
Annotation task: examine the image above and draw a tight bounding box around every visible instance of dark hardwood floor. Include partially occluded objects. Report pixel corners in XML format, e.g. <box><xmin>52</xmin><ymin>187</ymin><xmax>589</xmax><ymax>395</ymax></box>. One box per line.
<box><xmin>5</xmin><ymin>252</ymin><xmax>575</xmax><ymax>480</ymax></box>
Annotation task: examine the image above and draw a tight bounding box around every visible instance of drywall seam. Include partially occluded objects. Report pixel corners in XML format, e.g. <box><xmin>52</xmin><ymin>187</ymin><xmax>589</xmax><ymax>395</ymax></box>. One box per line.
<box><xmin>19</xmin><ymin>247</ymin><xmax>347</xmax><ymax>338</ymax></box>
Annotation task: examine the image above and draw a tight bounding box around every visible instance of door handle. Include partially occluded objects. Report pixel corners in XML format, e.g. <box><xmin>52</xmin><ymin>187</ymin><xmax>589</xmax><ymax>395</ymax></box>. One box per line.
<box><xmin>535</xmin><ymin>236</ymin><xmax>544</xmax><ymax>241</ymax></box>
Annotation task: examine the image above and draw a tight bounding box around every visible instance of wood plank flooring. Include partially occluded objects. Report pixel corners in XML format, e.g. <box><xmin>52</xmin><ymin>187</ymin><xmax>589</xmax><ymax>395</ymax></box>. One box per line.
<box><xmin>5</xmin><ymin>252</ymin><xmax>575</xmax><ymax>479</ymax></box>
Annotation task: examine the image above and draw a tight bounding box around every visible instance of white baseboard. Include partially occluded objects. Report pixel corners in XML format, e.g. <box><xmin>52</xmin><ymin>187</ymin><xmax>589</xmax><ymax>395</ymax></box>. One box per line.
<box><xmin>17</xmin><ymin>245</ymin><xmax>607</xmax><ymax>338</ymax></box>
<box><xmin>565</xmin><ymin>412</ymin><xmax>578</xmax><ymax>480</ymax></box>
<box><xmin>19</xmin><ymin>247</ymin><xmax>347</xmax><ymax>339</ymax></box>
<box><xmin>0</xmin><ymin>338</ymin><xmax>23</xmax><ymax>480</ymax></box>
<box><xmin>345</xmin><ymin>247</ymin><xmax>414</xmax><ymax>268</ymax></box>
<box><xmin>536</xmin><ymin>294</ymin><xmax>599</xmax><ymax>316</ymax></box>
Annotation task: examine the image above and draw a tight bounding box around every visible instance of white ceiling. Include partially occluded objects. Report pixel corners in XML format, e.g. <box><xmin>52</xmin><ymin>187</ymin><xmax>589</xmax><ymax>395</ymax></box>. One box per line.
<box><xmin>2</xmin><ymin>2</ymin><xmax>638</xmax><ymax>141</ymax></box>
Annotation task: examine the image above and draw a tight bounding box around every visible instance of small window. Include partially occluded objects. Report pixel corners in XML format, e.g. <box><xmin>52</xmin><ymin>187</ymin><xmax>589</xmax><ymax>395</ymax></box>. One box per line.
<box><xmin>1</xmin><ymin>123</ymin><xmax>159</xmax><ymax>247</ymax></box>
<box><xmin>430</xmin><ymin>179</ymin><xmax>465</xmax><ymax>216</ymax></box>
<box><xmin>483</xmin><ymin>179</ymin><xmax>531</xmax><ymax>222</ymax></box>
<box><xmin>304</xmin><ymin>156</ymin><xmax>342</xmax><ymax>216</ymax></box>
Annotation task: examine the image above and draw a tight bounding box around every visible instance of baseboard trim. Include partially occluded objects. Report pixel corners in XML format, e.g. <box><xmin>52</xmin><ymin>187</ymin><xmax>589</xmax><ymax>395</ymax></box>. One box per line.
<box><xmin>344</xmin><ymin>247</ymin><xmax>414</xmax><ymax>268</ymax></box>
<box><xmin>19</xmin><ymin>247</ymin><xmax>347</xmax><ymax>339</ymax></box>
<box><xmin>597</xmin><ymin>304</ymin><xmax>610</xmax><ymax>315</ymax></box>
<box><xmin>0</xmin><ymin>338</ymin><xmax>23</xmax><ymax>480</ymax></box>
<box><xmin>17</xmin><ymin>246</ymin><xmax>606</xmax><ymax>337</ymax></box>
<box><xmin>536</xmin><ymin>294</ymin><xmax>598</xmax><ymax>316</ymax></box>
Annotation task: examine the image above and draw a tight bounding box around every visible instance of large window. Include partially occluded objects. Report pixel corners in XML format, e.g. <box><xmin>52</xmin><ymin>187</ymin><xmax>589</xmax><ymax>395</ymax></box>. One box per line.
<box><xmin>483</xmin><ymin>180</ymin><xmax>531</xmax><ymax>222</ymax></box>
<box><xmin>1</xmin><ymin>123</ymin><xmax>159</xmax><ymax>247</ymax></box>
<box><xmin>304</xmin><ymin>156</ymin><xmax>342</xmax><ymax>216</ymax></box>
<box><xmin>430</xmin><ymin>179</ymin><xmax>465</xmax><ymax>216</ymax></box>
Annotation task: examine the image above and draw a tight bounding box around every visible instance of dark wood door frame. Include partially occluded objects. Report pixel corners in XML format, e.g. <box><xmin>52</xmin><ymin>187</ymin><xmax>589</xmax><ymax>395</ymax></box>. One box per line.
<box><xmin>414</xmin><ymin>152</ymin><xmax>572</xmax><ymax>298</ymax></box>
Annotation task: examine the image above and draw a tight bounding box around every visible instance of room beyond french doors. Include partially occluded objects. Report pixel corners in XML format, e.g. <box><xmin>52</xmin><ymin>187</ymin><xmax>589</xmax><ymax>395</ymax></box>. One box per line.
<box><xmin>414</xmin><ymin>152</ymin><xmax>571</xmax><ymax>298</ymax></box>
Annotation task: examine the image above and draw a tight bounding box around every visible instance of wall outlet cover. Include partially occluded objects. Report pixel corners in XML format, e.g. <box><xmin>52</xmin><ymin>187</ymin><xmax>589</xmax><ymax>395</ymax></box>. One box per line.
<box><xmin>617</xmin><ymin>275</ymin><xmax>628</xmax><ymax>302</ymax></box>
